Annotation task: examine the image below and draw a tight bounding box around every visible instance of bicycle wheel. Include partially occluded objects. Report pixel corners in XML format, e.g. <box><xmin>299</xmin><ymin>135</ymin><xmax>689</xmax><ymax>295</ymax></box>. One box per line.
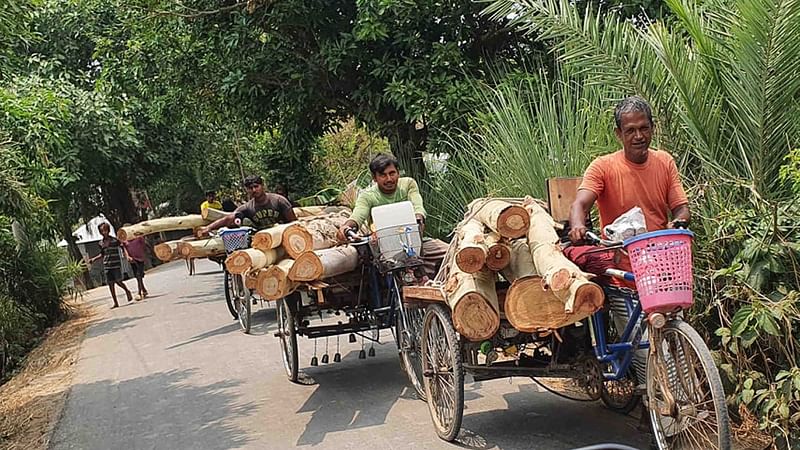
<box><xmin>224</xmin><ymin>270</ymin><xmax>239</xmax><ymax>320</ymax></box>
<box><xmin>601</xmin><ymin>369</ymin><xmax>640</xmax><ymax>414</ymax></box>
<box><xmin>277</xmin><ymin>296</ymin><xmax>299</xmax><ymax>383</ymax></box>
<box><xmin>421</xmin><ymin>303</ymin><xmax>464</xmax><ymax>442</ymax></box>
<box><xmin>233</xmin><ymin>274</ymin><xmax>251</xmax><ymax>333</ymax></box>
<box><xmin>647</xmin><ymin>319</ymin><xmax>731</xmax><ymax>450</ymax></box>
<box><xmin>397</xmin><ymin>304</ymin><xmax>426</xmax><ymax>401</ymax></box>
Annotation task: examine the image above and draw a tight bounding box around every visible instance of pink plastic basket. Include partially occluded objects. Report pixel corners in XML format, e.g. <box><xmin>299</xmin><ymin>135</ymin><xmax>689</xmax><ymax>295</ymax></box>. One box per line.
<box><xmin>623</xmin><ymin>229</ymin><xmax>694</xmax><ymax>314</ymax></box>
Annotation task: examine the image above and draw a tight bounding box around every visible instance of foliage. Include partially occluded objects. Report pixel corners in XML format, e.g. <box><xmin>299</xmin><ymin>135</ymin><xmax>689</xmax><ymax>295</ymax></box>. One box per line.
<box><xmin>317</xmin><ymin>120</ymin><xmax>389</xmax><ymax>190</ymax></box>
<box><xmin>482</xmin><ymin>0</ymin><xmax>800</xmax><ymax>443</ymax></box>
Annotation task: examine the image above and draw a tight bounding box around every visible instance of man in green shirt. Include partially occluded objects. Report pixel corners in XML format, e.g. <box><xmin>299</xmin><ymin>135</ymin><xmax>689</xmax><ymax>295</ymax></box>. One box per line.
<box><xmin>339</xmin><ymin>154</ymin><xmax>447</xmax><ymax>277</ymax></box>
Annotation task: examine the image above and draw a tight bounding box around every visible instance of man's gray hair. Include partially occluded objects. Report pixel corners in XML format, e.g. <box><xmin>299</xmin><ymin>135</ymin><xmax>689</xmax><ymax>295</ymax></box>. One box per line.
<box><xmin>614</xmin><ymin>96</ymin><xmax>653</xmax><ymax>129</ymax></box>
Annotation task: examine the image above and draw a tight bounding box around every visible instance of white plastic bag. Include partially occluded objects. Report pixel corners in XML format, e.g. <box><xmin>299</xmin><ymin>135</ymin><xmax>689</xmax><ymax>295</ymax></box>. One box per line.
<box><xmin>604</xmin><ymin>206</ymin><xmax>646</xmax><ymax>241</ymax></box>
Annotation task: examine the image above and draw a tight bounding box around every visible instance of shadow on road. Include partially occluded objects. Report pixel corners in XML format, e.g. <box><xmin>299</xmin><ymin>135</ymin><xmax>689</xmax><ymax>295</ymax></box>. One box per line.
<box><xmin>86</xmin><ymin>315</ymin><xmax>152</xmax><ymax>339</ymax></box>
<box><xmin>51</xmin><ymin>369</ymin><xmax>254</xmax><ymax>450</ymax></box>
<box><xmin>455</xmin><ymin>383</ymin><xmax>647</xmax><ymax>450</ymax></box>
<box><xmin>248</xmin><ymin>307</ymin><xmax>277</xmax><ymax>336</ymax></box>
<box><xmin>165</xmin><ymin>322</ymin><xmax>242</xmax><ymax>350</ymax></box>
<box><xmin>294</xmin><ymin>350</ymin><xmax>410</xmax><ymax>446</ymax></box>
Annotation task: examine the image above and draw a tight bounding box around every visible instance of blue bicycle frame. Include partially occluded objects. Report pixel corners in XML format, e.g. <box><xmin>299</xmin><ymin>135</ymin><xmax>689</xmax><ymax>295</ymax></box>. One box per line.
<box><xmin>589</xmin><ymin>271</ymin><xmax>650</xmax><ymax>382</ymax></box>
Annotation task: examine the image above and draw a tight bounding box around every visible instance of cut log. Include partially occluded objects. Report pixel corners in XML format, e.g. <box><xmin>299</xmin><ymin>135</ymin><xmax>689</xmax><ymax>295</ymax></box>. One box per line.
<box><xmin>225</xmin><ymin>247</ymin><xmax>285</xmax><ymax>275</ymax></box>
<box><xmin>256</xmin><ymin>259</ymin><xmax>299</xmax><ymax>300</ymax></box>
<box><xmin>154</xmin><ymin>241</ymin><xmax>181</xmax><ymax>262</ymax></box>
<box><xmin>293</xmin><ymin>206</ymin><xmax>325</xmax><ymax>217</ymax></box>
<box><xmin>288</xmin><ymin>246</ymin><xmax>359</xmax><ymax>281</ymax></box>
<box><xmin>444</xmin><ymin>267</ymin><xmax>500</xmax><ymax>342</ymax></box>
<box><xmin>455</xmin><ymin>220</ymin><xmax>487</xmax><ymax>273</ymax></box>
<box><xmin>201</xmin><ymin>207</ymin><xmax>229</xmax><ymax>222</ymax></box>
<box><xmin>468</xmin><ymin>199</ymin><xmax>530</xmax><ymax>239</ymax></box>
<box><xmin>117</xmin><ymin>215</ymin><xmax>209</xmax><ymax>241</ymax></box>
<box><xmin>251</xmin><ymin>223</ymin><xmax>293</xmax><ymax>251</ymax></box>
<box><xmin>245</xmin><ymin>270</ymin><xmax>260</xmax><ymax>290</ymax></box>
<box><xmin>175</xmin><ymin>237</ymin><xmax>225</xmax><ymax>258</ymax></box>
<box><xmin>484</xmin><ymin>232</ymin><xmax>511</xmax><ymax>271</ymax></box>
<box><xmin>504</xmin><ymin>275</ymin><xmax>604</xmax><ymax>331</ymax></box>
<box><xmin>500</xmin><ymin>240</ymin><xmax>536</xmax><ymax>282</ymax></box>
<box><xmin>526</xmin><ymin>202</ymin><xmax>583</xmax><ymax>291</ymax></box>
<box><xmin>281</xmin><ymin>215</ymin><xmax>349</xmax><ymax>259</ymax></box>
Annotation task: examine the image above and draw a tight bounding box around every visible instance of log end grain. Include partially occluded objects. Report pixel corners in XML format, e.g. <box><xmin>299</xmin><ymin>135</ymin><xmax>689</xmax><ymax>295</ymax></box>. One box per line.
<box><xmin>485</xmin><ymin>244</ymin><xmax>511</xmax><ymax>271</ymax></box>
<box><xmin>154</xmin><ymin>243</ymin><xmax>176</xmax><ymax>262</ymax></box>
<box><xmin>497</xmin><ymin>205</ymin><xmax>530</xmax><ymax>238</ymax></box>
<box><xmin>251</xmin><ymin>233</ymin><xmax>273</xmax><ymax>251</ymax></box>
<box><xmin>455</xmin><ymin>248</ymin><xmax>486</xmax><ymax>274</ymax></box>
<box><xmin>452</xmin><ymin>293</ymin><xmax>500</xmax><ymax>341</ymax></box>
<box><xmin>225</xmin><ymin>251</ymin><xmax>250</xmax><ymax>275</ymax></box>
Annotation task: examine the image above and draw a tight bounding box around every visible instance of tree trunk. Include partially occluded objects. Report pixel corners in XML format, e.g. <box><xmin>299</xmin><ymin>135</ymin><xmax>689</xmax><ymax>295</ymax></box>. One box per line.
<box><xmin>225</xmin><ymin>248</ymin><xmax>284</xmax><ymax>275</ymax></box>
<box><xmin>281</xmin><ymin>215</ymin><xmax>348</xmax><ymax>259</ymax></box>
<box><xmin>288</xmin><ymin>246</ymin><xmax>359</xmax><ymax>281</ymax></box>
<box><xmin>455</xmin><ymin>220</ymin><xmax>487</xmax><ymax>273</ymax></box>
<box><xmin>504</xmin><ymin>275</ymin><xmax>604</xmax><ymax>331</ymax></box>
<box><xmin>500</xmin><ymin>239</ymin><xmax>536</xmax><ymax>282</ymax></box>
<box><xmin>201</xmin><ymin>207</ymin><xmax>229</xmax><ymax>222</ymax></box>
<box><xmin>154</xmin><ymin>241</ymin><xmax>181</xmax><ymax>262</ymax></box>
<box><xmin>526</xmin><ymin>202</ymin><xmax>582</xmax><ymax>291</ymax></box>
<box><xmin>484</xmin><ymin>232</ymin><xmax>511</xmax><ymax>271</ymax></box>
<box><xmin>176</xmin><ymin>237</ymin><xmax>225</xmax><ymax>258</ymax></box>
<box><xmin>251</xmin><ymin>223</ymin><xmax>293</xmax><ymax>251</ymax></box>
<box><xmin>256</xmin><ymin>259</ymin><xmax>298</xmax><ymax>300</ymax></box>
<box><xmin>468</xmin><ymin>198</ymin><xmax>530</xmax><ymax>239</ymax></box>
<box><xmin>118</xmin><ymin>215</ymin><xmax>208</xmax><ymax>241</ymax></box>
<box><xmin>386</xmin><ymin>121</ymin><xmax>428</xmax><ymax>181</ymax></box>
<box><xmin>444</xmin><ymin>266</ymin><xmax>500</xmax><ymax>342</ymax></box>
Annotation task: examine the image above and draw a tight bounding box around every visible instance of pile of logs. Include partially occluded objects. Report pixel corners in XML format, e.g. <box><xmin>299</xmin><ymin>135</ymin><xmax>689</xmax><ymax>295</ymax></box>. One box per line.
<box><xmin>223</xmin><ymin>210</ymin><xmax>361</xmax><ymax>301</ymax></box>
<box><xmin>422</xmin><ymin>197</ymin><xmax>604</xmax><ymax>342</ymax></box>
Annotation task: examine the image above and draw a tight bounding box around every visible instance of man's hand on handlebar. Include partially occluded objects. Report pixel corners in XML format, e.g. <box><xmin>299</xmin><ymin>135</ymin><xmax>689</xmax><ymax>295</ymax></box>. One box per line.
<box><xmin>568</xmin><ymin>223</ymin><xmax>588</xmax><ymax>243</ymax></box>
<box><xmin>338</xmin><ymin>221</ymin><xmax>361</xmax><ymax>242</ymax></box>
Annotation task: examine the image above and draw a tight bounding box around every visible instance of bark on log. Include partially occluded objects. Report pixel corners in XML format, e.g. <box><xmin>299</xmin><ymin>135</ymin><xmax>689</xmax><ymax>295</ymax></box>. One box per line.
<box><xmin>154</xmin><ymin>241</ymin><xmax>181</xmax><ymax>262</ymax></box>
<box><xmin>251</xmin><ymin>223</ymin><xmax>292</xmax><ymax>251</ymax></box>
<box><xmin>256</xmin><ymin>259</ymin><xmax>299</xmax><ymax>300</ymax></box>
<box><xmin>468</xmin><ymin>199</ymin><xmax>530</xmax><ymax>239</ymax></box>
<box><xmin>484</xmin><ymin>232</ymin><xmax>511</xmax><ymax>271</ymax></box>
<box><xmin>455</xmin><ymin>220</ymin><xmax>487</xmax><ymax>273</ymax></box>
<box><xmin>444</xmin><ymin>267</ymin><xmax>500</xmax><ymax>342</ymax></box>
<box><xmin>117</xmin><ymin>215</ymin><xmax>209</xmax><ymax>241</ymax></box>
<box><xmin>176</xmin><ymin>237</ymin><xmax>225</xmax><ymax>258</ymax></box>
<box><xmin>504</xmin><ymin>275</ymin><xmax>604</xmax><ymax>331</ymax></box>
<box><xmin>500</xmin><ymin>240</ymin><xmax>536</xmax><ymax>282</ymax></box>
<box><xmin>293</xmin><ymin>206</ymin><xmax>325</xmax><ymax>217</ymax></box>
<box><xmin>201</xmin><ymin>207</ymin><xmax>228</xmax><ymax>222</ymax></box>
<box><xmin>526</xmin><ymin>202</ymin><xmax>583</xmax><ymax>291</ymax></box>
<box><xmin>281</xmin><ymin>215</ymin><xmax>349</xmax><ymax>259</ymax></box>
<box><xmin>225</xmin><ymin>247</ymin><xmax>285</xmax><ymax>275</ymax></box>
<box><xmin>289</xmin><ymin>245</ymin><xmax>359</xmax><ymax>281</ymax></box>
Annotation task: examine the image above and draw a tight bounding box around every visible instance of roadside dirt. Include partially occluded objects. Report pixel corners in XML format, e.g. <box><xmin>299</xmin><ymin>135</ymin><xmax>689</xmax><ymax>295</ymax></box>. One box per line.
<box><xmin>0</xmin><ymin>300</ymin><xmax>97</xmax><ymax>450</ymax></box>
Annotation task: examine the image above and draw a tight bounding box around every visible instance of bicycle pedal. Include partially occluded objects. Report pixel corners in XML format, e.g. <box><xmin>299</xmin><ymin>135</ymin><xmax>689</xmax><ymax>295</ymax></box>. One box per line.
<box><xmin>333</xmin><ymin>352</ymin><xmax>341</xmax><ymax>362</ymax></box>
<box><xmin>321</xmin><ymin>354</ymin><xmax>329</xmax><ymax>364</ymax></box>
<box><xmin>368</xmin><ymin>347</ymin><xmax>376</xmax><ymax>357</ymax></box>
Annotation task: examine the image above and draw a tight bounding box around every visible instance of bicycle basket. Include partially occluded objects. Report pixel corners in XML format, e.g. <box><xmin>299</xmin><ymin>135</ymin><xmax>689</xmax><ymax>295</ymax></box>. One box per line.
<box><xmin>623</xmin><ymin>229</ymin><xmax>694</xmax><ymax>314</ymax></box>
<box><xmin>219</xmin><ymin>229</ymin><xmax>251</xmax><ymax>253</ymax></box>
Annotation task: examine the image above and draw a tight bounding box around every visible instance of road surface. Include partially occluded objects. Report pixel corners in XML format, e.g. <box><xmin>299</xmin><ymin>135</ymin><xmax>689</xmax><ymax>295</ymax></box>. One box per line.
<box><xmin>51</xmin><ymin>259</ymin><xmax>650</xmax><ymax>450</ymax></box>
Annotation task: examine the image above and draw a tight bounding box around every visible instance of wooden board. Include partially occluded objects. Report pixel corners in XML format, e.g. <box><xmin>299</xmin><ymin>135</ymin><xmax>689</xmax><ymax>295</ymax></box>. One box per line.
<box><xmin>546</xmin><ymin>177</ymin><xmax>583</xmax><ymax>222</ymax></box>
<box><xmin>402</xmin><ymin>285</ymin><xmax>446</xmax><ymax>303</ymax></box>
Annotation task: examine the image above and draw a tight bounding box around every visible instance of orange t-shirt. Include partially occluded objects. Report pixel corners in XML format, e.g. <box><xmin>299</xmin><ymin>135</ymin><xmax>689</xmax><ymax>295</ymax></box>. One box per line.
<box><xmin>579</xmin><ymin>149</ymin><xmax>688</xmax><ymax>234</ymax></box>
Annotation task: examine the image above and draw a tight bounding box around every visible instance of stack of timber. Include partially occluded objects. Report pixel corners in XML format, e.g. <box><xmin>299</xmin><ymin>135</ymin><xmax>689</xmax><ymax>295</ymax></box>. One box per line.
<box><xmin>224</xmin><ymin>208</ymin><xmax>360</xmax><ymax>301</ymax></box>
<box><xmin>406</xmin><ymin>197</ymin><xmax>603</xmax><ymax>341</ymax></box>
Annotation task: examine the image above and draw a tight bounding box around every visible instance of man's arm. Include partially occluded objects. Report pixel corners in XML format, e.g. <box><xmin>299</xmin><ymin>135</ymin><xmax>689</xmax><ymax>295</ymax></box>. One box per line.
<box><xmin>405</xmin><ymin>178</ymin><xmax>426</xmax><ymax>218</ymax></box>
<box><xmin>339</xmin><ymin>193</ymin><xmax>371</xmax><ymax>240</ymax></box>
<box><xmin>668</xmin><ymin>204</ymin><xmax>691</xmax><ymax>228</ymax></box>
<box><xmin>568</xmin><ymin>189</ymin><xmax>598</xmax><ymax>242</ymax></box>
<box><xmin>199</xmin><ymin>213</ymin><xmax>236</xmax><ymax>236</ymax></box>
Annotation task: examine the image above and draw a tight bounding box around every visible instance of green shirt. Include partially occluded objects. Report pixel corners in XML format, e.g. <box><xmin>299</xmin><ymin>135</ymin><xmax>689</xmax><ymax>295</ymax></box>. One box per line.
<box><xmin>350</xmin><ymin>177</ymin><xmax>427</xmax><ymax>228</ymax></box>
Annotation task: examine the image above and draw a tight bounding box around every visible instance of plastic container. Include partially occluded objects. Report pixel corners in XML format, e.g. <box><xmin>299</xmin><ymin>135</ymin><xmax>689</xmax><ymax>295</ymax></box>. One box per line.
<box><xmin>371</xmin><ymin>201</ymin><xmax>423</xmax><ymax>267</ymax></box>
<box><xmin>219</xmin><ymin>228</ymin><xmax>252</xmax><ymax>254</ymax></box>
<box><xmin>623</xmin><ymin>229</ymin><xmax>694</xmax><ymax>313</ymax></box>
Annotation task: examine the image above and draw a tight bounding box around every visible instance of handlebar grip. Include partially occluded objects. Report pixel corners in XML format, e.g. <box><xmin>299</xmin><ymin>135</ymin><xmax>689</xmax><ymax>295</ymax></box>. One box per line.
<box><xmin>672</xmin><ymin>220</ymin><xmax>689</xmax><ymax>229</ymax></box>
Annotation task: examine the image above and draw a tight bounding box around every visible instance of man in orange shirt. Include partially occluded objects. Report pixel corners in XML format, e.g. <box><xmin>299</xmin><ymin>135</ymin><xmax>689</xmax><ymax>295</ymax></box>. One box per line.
<box><xmin>568</xmin><ymin>95</ymin><xmax>691</xmax><ymax>407</ymax></box>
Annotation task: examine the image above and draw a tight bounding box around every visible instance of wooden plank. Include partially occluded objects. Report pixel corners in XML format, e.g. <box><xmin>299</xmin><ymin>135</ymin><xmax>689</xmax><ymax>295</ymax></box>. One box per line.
<box><xmin>402</xmin><ymin>285</ymin><xmax>446</xmax><ymax>303</ymax></box>
<box><xmin>546</xmin><ymin>177</ymin><xmax>583</xmax><ymax>222</ymax></box>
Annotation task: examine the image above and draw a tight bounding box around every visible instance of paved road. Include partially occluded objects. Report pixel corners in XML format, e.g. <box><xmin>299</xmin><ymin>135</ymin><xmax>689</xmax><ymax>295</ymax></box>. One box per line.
<box><xmin>51</xmin><ymin>259</ymin><xmax>650</xmax><ymax>450</ymax></box>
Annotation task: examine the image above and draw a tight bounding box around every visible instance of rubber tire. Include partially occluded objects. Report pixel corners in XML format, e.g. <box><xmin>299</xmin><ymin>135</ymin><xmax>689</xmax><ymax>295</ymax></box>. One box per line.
<box><xmin>647</xmin><ymin>319</ymin><xmax>731</xmax><ymax>450</ymax></box>
<box><xmin>421</xmin><ymin>303</ymin><xmax>464</xmax><ymax>442</ymax></box>
<box><xmin>224</xmin><ymin>270</ymin><xmax>239</xmax><ymax>320</ymax></box>
<box><xmin>277</xmin><ymin>296</ymin><xmax>299</xmax><ymax>383</ymax></box>
<box><xmin>600</xmin><ymin>370</ymin><xmax>641</xmax><ymax>414</ymax></box>
<box><xmin>233</xmin><ymin>274</ymin><xmax>251</xmax><ymax>334</ymax></box>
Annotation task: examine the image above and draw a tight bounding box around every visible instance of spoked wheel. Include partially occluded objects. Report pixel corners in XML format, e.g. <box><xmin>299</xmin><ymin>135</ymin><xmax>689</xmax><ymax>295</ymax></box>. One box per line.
<box><xmin>232</xmin><ymin>274</ymin><xmax>251</xmax><ymax>333</ymax></box>
<box><xmin>647</xmin><ymin>319</ymin><xmax>731</xmax><ymax>450</ymax></box>
<box><xmin>397</xmin><ymin>304</ymin><xmax>426</xmax><ymax>401</ymax></box>
<box><xmin>601</xmin><ymin>369</ymin><xmax>640</xmax><ymax>414</ymax></box>
<box><xmin>421</xmin><ymin>303</ymin><xmax>464</xmax><ymax>442</ymax></box>
<box><xmin>277</xmin><ymin>296</ymin><xmax>299</xmax><ymax>383</ymax></box>
<box><xmin>224</xmin><ymin>270</ymin><xmax>239</xmax><ymax>320</ymax></box>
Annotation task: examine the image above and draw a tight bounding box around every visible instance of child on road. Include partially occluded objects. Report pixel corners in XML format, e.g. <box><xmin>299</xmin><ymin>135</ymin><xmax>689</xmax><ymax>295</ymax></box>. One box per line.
<box><xmin>87</xmin><ymin>222</ymin><xmax>134</xmax><ymax>308</ymax></box>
